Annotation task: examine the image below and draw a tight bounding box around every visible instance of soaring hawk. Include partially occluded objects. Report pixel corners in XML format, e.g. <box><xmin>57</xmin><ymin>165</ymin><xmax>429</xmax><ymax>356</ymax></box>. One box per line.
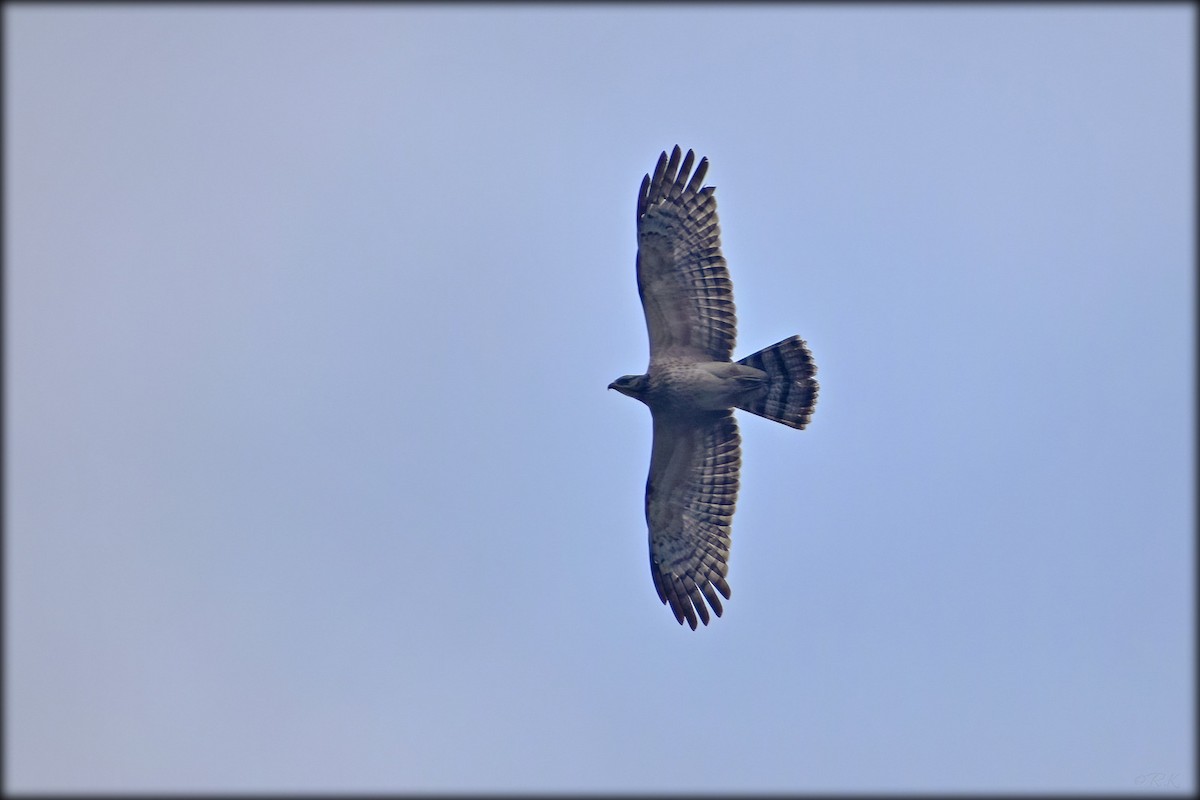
<box><xmin>609</xmin><ymin>146</ymin><xmax>819</xmax><ymax>629</ymax></box>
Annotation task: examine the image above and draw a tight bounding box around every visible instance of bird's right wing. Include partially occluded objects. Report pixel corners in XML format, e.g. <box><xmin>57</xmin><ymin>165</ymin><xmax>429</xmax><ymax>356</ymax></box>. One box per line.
<box><xmin>645</xmin><ymin>409</ymin><xmax>741</xmax><ymax>629</ymax></box>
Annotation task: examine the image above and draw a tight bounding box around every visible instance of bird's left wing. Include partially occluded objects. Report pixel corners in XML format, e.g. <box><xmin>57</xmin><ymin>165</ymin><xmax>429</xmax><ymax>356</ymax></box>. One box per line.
<box><xmin>636</xmin><ymin>146</ymin><xmax>737</xmax><ymax>364</ymax></box>
<box><xmin>645</xmin><ymin>409</ymin><xmax>741</xmax><ymax>629</ymax></box>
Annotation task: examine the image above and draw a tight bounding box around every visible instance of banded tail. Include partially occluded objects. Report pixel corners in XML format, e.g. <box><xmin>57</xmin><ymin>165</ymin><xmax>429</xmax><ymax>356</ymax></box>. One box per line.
<box><xmin>736</xmin><ymin>335</ymin><xmax>819</xmax><ymax>430</ymax></box>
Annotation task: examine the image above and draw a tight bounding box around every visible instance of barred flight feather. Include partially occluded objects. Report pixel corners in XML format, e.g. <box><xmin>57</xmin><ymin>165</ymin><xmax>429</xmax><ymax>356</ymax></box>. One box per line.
<box><xmin>636</xmin><ymin>146</ymin><xmax>737</xmax><ymax>363</ymax></box>
<box><xmin>646</xmin><ymin>411</ymin><xmax>740</xmax><ymax>630</ymax></box>
<box><xmin>736</xmin><ymin>335</ymin><xmax>819</xmax><ymax>430</ymax></box>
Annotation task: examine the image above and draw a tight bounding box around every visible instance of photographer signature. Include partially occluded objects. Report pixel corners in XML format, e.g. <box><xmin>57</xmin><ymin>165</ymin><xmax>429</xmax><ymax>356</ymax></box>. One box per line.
<box><xmin>1135</xmin><ymin>772</ymin><xmax>1180</xmax><ymax>789</ymax></box>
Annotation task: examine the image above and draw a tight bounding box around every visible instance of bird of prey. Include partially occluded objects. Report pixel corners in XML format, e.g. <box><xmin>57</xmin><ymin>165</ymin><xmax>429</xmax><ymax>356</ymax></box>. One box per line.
<box><xmin>609</xmin><ymin>146</ymin><xmax>819</xmax><ymax>629</ymax></box>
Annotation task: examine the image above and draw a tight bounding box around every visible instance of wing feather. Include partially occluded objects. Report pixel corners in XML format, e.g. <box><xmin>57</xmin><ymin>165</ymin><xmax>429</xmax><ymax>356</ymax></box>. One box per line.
<box><xmin>636</xmin><ymin>146</ymin><xmax>737</xmax><ymax>363</ymax></box>
<box><xmin>645</xmin><ymin>410</ymin><xmax>740</xmax><ymax>629</ymax></box>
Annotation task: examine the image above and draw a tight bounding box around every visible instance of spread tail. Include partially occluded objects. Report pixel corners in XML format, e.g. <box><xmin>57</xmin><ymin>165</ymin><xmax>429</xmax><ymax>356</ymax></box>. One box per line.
<box><xmin>736</xmin><ymin>335</ymin><xmax>819</xmax><ymax>429</ymax></box>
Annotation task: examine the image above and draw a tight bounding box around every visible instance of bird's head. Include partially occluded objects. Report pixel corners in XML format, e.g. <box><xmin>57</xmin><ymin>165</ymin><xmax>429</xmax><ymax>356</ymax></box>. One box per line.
<box><xmin>608</xmin><ymin>374</ymin><xmax>649</xmax><ymax>400</ymax></box>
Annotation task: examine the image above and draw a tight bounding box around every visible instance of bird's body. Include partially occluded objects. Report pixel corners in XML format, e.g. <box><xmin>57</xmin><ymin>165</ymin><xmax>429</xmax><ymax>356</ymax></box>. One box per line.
<box><xmin>610</xmin><ymin>146</ymin><xmax>819</xmax><ymax>629</ymax></box>
<box><xmin>630</xmin><ymin>360</ymin><xmax>768</xmax><ymax>414</ymax></box>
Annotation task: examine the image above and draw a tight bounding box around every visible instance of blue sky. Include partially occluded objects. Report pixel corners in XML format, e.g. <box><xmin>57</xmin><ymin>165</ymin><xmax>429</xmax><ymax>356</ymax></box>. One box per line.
<box><xmin>5</xmin><ymin>5</ymin><xmax>1193</xmax><ymax>793</ymax></box>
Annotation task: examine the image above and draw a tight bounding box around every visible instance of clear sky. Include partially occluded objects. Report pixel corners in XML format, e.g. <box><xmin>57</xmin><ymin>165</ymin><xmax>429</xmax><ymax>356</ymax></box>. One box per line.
<box><xmin>5</xmin><ymin>4</ymin><xmax>1193</xmax><ymax>794</ymax></box>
